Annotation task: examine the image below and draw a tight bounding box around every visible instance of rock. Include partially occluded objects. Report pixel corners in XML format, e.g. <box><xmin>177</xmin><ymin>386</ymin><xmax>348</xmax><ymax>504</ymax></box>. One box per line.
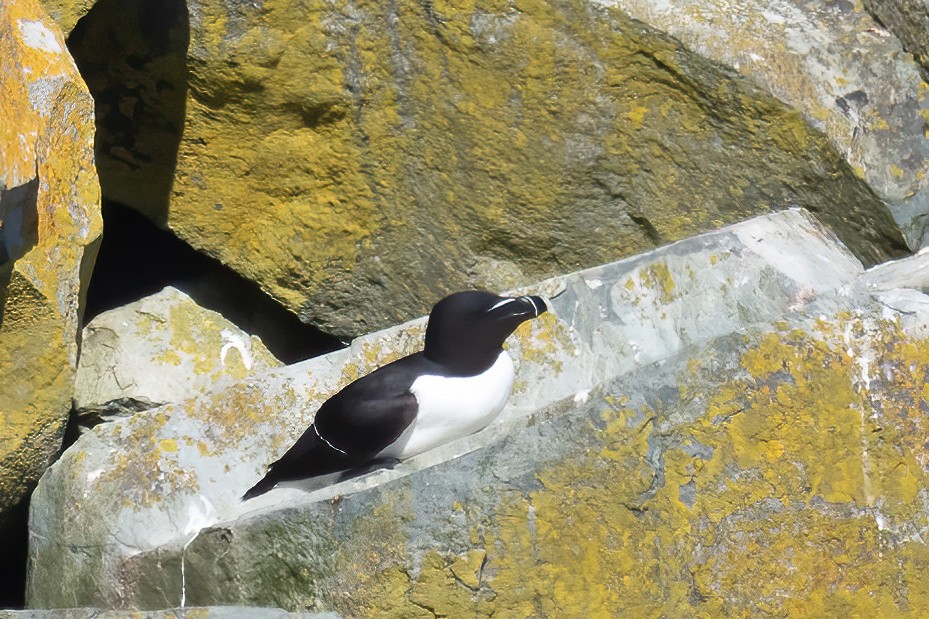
<box><xmin>47</xmin><ymin>0</ymin><xmax>906</xmax><ymax>337</ymax></box>
<box><xmin>0</xmin><ymin>0</ymin><xmax>101</xmax><ymax>521</ymax></box>
<box><xmin>34</xmin><ymin>0</ymin><xmax>94</xmax><ymax>33</ymax></box>
<box><xmin>859</xmin><ymin>249</ymin><xmax>929</xmax><ymax>293</ymax></box>
<box><xmin>612</xmin><ymin>0</ymin><xmax>929</xmax><ymax>248</ymax></box>
<box><xmin>73</xmin><ymin>286</ymin><xmax>282</xmax><ymax>428</ymax></box>
<box><xmin>31</xmin><ymin>208</ymin><xmax>928</xmax><ymax>615</ymax></box>
<box><xmin>160</xmin><ymin>315</ymin><xmax>929</xmax><ymax>616</ymax></box>
<box><xmin>863</xmin><ymin>0</ymin><xmax>929</xmax><ymax>74</ymax></box>
<box><xmin>0</xmin><ymin>608</ymin><xmax>338</xmax><ymax>619</ymax></box>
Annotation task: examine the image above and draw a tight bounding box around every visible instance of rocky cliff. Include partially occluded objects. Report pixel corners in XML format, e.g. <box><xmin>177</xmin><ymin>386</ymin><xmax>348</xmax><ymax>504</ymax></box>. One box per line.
<box><xmin>28</xmin><ymin>210</ymin><xmax>929</xmax><ymax>615</ymax></box>
<box><xmin>42</xmin><ymin>0</ymin><xmax>918</xmax><ymax>337</ymax></box>
<box><xmin>0</xmin><ymin>0</ymin><xmax>101</xmax><ymax>525</ymax></box>
<box><xmin>6</xmin><ymin>0</ymin><xmax>929</xmax><ymax>614</ymax></box>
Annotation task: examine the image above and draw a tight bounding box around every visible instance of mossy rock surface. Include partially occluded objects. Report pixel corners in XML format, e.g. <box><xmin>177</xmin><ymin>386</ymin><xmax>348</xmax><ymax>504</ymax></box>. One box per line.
<box><xmin>46</xmin><ymin>0</ymin><xmax>907</xmax><ymax>336</ymax></box>
<box><xmin>31</xmin><ymin>210</ymin><xmax>929</xmax><ymax>617</ymax></box>
<box><xmin>0</xmin><ymin>0</ymin><xmax>101</xmax><ymax>521</ymax></box>
<box><xmin>616</xmin><ymin>0</ymin><xmax>929</xmax><ymax>248</ymax></box>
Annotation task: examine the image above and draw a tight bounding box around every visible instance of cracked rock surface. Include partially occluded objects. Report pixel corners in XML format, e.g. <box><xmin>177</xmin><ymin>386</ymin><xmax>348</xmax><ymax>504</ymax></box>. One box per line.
<box><xmin>73</xmin><ymin>286</ymin><xmax>282</xmax><ymax>429</ymax></box>
<box><xmin>30</xmin><ymin>209</ymin><xmax>929</xmax><ymax>614</ymax></box>
<box><xmin>41</xmin><ymin>0</ymin><xmax>910</xmax><ymax>337</ymax></box>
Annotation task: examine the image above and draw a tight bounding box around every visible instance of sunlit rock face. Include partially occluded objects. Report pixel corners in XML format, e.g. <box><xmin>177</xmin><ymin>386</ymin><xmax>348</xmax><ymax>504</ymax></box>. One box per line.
<box><xmin>30</xmin><ymin>210</ymin><xmax>929</xmax><ymax>615</ymax></box>
<box><xmin>0</xmin><ymin>0</ymin><xmax>101</xmax><ymax>523</ymax></box>
<box><xmin>73</xmin><ymin>286</ymin><xmax>283</xmax><ymax>429</ymax></box>
<box><xmin>46</xmin><ymin>0</ymin><xmax>908</xmax><ymax>338</ymax></box>
<box><xmin>613</xmin><ymin>0</ymin><xmax>929</xmax><ymax>248</ymax></box>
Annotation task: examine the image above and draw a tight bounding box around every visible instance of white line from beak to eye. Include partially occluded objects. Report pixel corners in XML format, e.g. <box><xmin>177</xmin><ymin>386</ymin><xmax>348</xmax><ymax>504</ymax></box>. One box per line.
<box><xmin>487</xmin><ymin>298</ymin><xmax>519</xmax><ymax>312</ymax></box>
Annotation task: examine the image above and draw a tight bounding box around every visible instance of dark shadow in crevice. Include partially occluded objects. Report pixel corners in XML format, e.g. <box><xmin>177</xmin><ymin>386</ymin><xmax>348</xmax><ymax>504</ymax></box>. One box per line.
<box><xmin>0</xmin><ymin>265</ymin><xmax>11</xmax><ymax>329</ymax></box>
<box><xmin>67</xmin><ymin>1</ymin><xmax>345</xmax><ymax>362</ymax></box>
<box><xmin>85</xmin><ymin>201</ymin><xmax>346</xmax><ymax>364</ymax></box>
<box><xmin>0</xmin><ymin>487</ymin><xmax>30</xmax><ymax>608</ymax></box>
<box><xmin>0</xmin><ymin>177</ymin><xmax>39</xmax><ymax>330</ymax></box>
<box><xmin>66</xmin><ymin>0</ymin><xmax>189</xmax><ymax>225</ymax></box>
<box><xmin>0</xmin><ymin>177</ymin><xmax>39</xmax><ymax>608</ymax></box>
<box><xmin>0</xmin><ymin>177</ymin><xmax>40</xmax><ymax>266</ymax></box>
<box><xmin>1</xmin><ymin>407</ymin><xmax>92</xmax><ymax>609</ymax></box>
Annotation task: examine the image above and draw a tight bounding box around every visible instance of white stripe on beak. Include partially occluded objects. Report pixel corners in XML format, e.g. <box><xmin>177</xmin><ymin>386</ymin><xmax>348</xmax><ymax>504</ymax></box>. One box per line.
<box><xmin>522</xmin><ymin>296</ymin><xmax>542</xmax><ymax>317</ymax></box>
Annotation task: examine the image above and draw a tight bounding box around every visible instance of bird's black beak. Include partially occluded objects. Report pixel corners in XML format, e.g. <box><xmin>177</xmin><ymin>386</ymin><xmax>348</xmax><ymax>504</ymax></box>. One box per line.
<box><xmin>521</xmin><ymin>295</ymin><xmax>549</xmax><ymax>318</ymax></box>
<box><xmin>486</xmin><ymin>294</ymin><xmax>551</xmax><ymax>323</ymax></box>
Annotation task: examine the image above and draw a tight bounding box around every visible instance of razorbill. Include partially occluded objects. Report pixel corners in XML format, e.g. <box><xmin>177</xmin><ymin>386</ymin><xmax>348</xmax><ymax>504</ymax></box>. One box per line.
<box><xmin>242</xmin><ymin>290</ymin><xmax>549</xmax><ymax>500</ymax></box>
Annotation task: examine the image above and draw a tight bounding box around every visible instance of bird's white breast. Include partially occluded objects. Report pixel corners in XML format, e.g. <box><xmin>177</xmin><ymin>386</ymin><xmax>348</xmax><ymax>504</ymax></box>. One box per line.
<box><xmin>382</xmin><ymin>350</ymin><xmax>515</xmax><ymax>459</ymax></box>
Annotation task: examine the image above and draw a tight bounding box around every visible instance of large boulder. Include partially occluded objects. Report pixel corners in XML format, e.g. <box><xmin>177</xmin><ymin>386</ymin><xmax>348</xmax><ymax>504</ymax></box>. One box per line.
<box><xmin>0</xmin><ymin>0</ymin><xmax>101</xmax><ymax>521</ymax></box>
<box><xmin>863</xmin><ymin>0</ymin><xmax>929</xmax><ymax>75</ymax></box>
<box><xmin>73</xmin><ymin>286</ymin><xmax>282</xmax><ymax>427</ymax></box>
<box><xmin>34</xmin><ymin>0</ymin><xmax>93</xmax><ymax>33</ymax></box>
<box><xmin>31</xmin><ymin>209</ymin><xmax>929</xmax><ymax>616</ymax></box>
<box><xmin>613</xmin><ymin>0</ymin><xmax>929</xmax><ymax>248</ymax></box>
<box><xmin>44</xmin><ymin>0</ymin><xmax>907</xmax><ymax>337</ymax></box>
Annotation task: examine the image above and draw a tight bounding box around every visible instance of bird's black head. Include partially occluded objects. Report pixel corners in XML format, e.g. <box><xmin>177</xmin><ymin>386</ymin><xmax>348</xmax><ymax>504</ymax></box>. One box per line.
<box><xmin>423</xmin><ymin>290</ymin><xmax>549</xmax><ymax>375</ymax></box>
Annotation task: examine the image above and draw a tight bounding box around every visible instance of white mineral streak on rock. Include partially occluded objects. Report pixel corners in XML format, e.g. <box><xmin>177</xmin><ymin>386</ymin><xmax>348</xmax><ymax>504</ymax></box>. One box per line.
<box><xmin>17</xmin><ymin>19</ymin><xmax>62</xmax><ymax>53</ymax></box>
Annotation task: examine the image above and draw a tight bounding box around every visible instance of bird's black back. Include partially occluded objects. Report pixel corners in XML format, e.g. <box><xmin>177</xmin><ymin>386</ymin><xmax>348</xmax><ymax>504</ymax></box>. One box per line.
<box><xmin>243</xmin><ymin>291</ymin><xmax>548</xmax><ymax>500</ymax></box>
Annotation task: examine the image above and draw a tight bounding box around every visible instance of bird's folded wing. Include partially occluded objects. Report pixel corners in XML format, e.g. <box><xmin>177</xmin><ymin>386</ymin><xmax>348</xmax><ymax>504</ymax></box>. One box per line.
<box><xmin>313</xmin><ymin>388</ymin><xmax>418</xmax><ymax>458</ymax></box>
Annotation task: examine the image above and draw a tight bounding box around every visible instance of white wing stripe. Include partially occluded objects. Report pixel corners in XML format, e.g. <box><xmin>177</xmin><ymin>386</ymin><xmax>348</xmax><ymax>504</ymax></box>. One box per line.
<box><xmin>314</xmin><ymin>424</ymin><xmax>347</xmax><ymax>455</ymax></box>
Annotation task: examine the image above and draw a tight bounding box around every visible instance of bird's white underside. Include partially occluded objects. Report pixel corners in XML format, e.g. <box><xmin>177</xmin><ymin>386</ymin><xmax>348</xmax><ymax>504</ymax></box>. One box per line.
<box><xmin>379</xmin><ymin>350</ymin><xmax>516</xmax><ymax>459</ymax></box>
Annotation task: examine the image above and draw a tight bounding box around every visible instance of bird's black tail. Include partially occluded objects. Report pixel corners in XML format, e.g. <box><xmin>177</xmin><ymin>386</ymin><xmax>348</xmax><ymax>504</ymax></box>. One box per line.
<box><xmin>242</xmin><ymin>471</ymin><xmax>279</xmax><ymax>501</ymax></box>
<box><xmin>242</xmin><ymin>426</ymin><xmax>353</xmax><ymax>501</ymax></box>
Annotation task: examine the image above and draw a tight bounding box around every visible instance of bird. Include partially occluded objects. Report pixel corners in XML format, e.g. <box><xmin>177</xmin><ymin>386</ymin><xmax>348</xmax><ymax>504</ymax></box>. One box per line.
<box><xmin>242</xmin><ymin>290</ymin><xmax>550</xmax><ymax>500</ymax></box>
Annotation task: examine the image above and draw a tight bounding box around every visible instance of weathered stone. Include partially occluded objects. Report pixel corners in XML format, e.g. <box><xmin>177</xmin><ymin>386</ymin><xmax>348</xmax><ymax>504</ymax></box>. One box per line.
<box><xmin>47</xmin><ymin>0</ymin><xmax>905</xmax><ymax>337</ymax></box>
<box><xmin>168</xmin><ymin>313</ymin><xmax>929</xmax><ymax>616</ymax></box>
<box><xmin>34</xmin><ymin>0</ymin><xmax>94</xmax><ymax>34</ymax></box>
<box><xmin>863</xmin><ymin>0</ymin><xmax>929</xmax><ymax>75</ymax></box>
<box><xmin>0</xmin><ymin>0</ymin><xmax>101</xmax><ymax>520</ymax></box>
<box><xmin>859</xmin><ymin>250</ymin><xmax>929</xmax><ymax>293</ymax></box>
<box><xmin>0</xmin><ymin>608</ymin><xmax>337</xmax><ymax>619</ymax></box>
<box><xmin>30</xmin><ymin>209</ymin><xmax>922</xmax><ymax>615</ymax></box>
<box><xmin>73</xmin><ymin>286</ymin><xmax>282</xmax><ymax>427</ymax></box>
<box><xmin>611</xmin><ymin>0</ymin><xmax>929</xmax><ymax>248</ymax></box>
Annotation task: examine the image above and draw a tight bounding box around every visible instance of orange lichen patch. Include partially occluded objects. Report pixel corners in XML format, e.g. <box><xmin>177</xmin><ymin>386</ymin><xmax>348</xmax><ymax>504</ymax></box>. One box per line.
<box><xmin>184</xmin><ymin>380</ymin><xmax>297</xmax><ymax>457</ymax></box>
<box><xmin>0</xmin><ymin>0</ymin><xmax>100</xmax><ymax>513</ymax></box>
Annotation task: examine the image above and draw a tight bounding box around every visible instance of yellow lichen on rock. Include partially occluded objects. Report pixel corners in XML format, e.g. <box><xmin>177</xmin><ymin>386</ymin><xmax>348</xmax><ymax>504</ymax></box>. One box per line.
<box><xmin>46</xmin><ymin>0</ymin><xmax>904</xmax><ymax>338</ymax></box>
<box><xmin>36</xmin><ymin>0</ymin><xmax>95</xmax><ymax>33</ymax></box>
<box><xmin>0</xmin><ymin>0</ymin><xmax>100</xmax><ymax>517</ymax></box>
<box><xmin>338</xmin><ymin>314</ymin><xmax>929</xmax><ymax>616</ymax></box>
